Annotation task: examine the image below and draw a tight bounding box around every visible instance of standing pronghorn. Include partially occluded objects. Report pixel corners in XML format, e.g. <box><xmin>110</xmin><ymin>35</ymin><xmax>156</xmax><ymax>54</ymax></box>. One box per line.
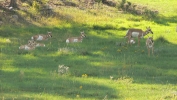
<box><xmin>66</xmin><ymin>31</ymin><xmax>86</xmax><ymax>44</ymax></box>
<box><xmin>146</xmin><ymin>36</ymin><xmax>154</xmax><ymax>56</ymax></box>
<box><xmin>31</xmin><ymin>32</ymin><xmax>52</xmax><ymax>41</ymax></box>
<box><xmin>125</xmin><ymin>27</ymin><xmax>153</xmax><ymax>46</ymax></box>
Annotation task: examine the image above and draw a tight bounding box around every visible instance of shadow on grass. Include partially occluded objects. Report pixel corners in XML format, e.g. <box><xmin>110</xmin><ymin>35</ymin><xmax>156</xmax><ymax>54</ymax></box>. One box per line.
<box><xmin>125</xmin><ymin>13</ymin><xmax>177</xmax><ymax>26</ymax></box>
<box><xmin>152</xmin><ymin>15</ymin><xmax>177</xmax><ymax>25</ymax></box>
<box><xmin>14</xmin><ymin>32</ymin><xmax>177</xmax><ymax>82</ymax></box>
<box><xmin>0</xmin><ymin>5</ymin><xmax>177</xmax><ymax>99</ymax></box>
<box><xmin>1</xmin><ymin>25</ymin><xmax>177</xmax><ymax>99</ymax></box>
<box><xmin>1</xmin><ymin>68</ymin><xmax>118</xmax><ymax>99</ymax></box>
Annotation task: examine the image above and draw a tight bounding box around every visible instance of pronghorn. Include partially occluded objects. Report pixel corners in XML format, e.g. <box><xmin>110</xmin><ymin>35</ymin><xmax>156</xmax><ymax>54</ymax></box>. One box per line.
<box><xmin>28</xmin><ymin>40</ymin><xmax>45</xmax><ymax>47</ymax></box>
<box><xmin>31</xmin><ymin>32</ymin><xmax>52</xmax><ymax>41</ymax></box>
<box><xmin>125</xmin><ymin>27</ymin><xmax>153</xmax><ymax>46</ymax></box>
<box><xmin>66</xmin><ymin>31</ymin><xmax>86</xmax><ymax>44</ymax></box>
<box><xmin>19</xmin><ymin>40</ymin><xmax>36</xmax><ymax>50</ymax></box>
<box><xmin>146</xmin><ymin>36</ymin><xmax>154</xmax><ymax>56</ymax></box>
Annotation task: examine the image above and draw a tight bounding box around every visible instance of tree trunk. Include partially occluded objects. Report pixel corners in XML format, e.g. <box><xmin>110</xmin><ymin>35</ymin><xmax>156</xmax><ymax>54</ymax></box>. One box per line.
<box><xmin>102</xmin><ymin>0</ymin><xmax>107</xmax><ymax>3</ymax></box>
<box><xmin>9</xmin><ymin>0</ymin><xmax>18</xmax><ymax>8</ymax></box>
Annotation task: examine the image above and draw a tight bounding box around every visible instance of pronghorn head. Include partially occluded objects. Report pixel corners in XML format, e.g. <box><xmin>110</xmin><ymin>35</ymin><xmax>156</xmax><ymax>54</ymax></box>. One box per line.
<box><xmin>145</xmin><ymin>26</ymin><xmax>153</xmax><ymax>34</ymax></box>
<box><xmin>28</xmin><ymin>40</ymin><xmax>36</xmax><ymax>45</ymax></box>
<box><xmin>80</xmin><ymin>31</ymin><xmax>86</xmax><ymax>38</ymax></box>
<box><xmin>47</xmin><ymin>31</ymin><xmax>52</xmax><ymax>38</ymax></box>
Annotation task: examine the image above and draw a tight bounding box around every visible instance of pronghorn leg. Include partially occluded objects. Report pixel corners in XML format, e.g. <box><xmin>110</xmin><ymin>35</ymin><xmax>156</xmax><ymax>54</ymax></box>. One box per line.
<box><xmin>128</xmin><ymin>36</ymin><xmax>132</xmax><ymax>46</ymax></box>
<box><xmin>147</xmin><ymin>47</ymin><xmax>150</xmax><ymax>56</ymax></box>
<box><xmin>138</xmin><ymin>38</ymin><xmax>140</xmax><ymax>46</ymax></box>
<box><xmin>126</xmin><ymin>37</ymin><xmax>130</xmax><ymax>45</ymax></box>
<box><xmin>148</xmin><ymin>48</ymin><xmax>150</xmax><ymax>56</ymax></box>
<box><xmin>129</xmin><ymin>39</ymin><xmax>133</xmax><ymax>46</ymax></box>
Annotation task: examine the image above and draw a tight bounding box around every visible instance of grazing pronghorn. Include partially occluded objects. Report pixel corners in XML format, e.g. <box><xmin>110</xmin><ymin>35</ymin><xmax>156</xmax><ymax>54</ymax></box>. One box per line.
<box><xmin>66</xmin><ymin>31</ymin><xmax>86</xmax><ymax>44</ymax></box>
<box><xmin>31</xmin><ymin>32</ymin><xmax>52</xmax><ymax>41</ymax></box>
<box><xmin>146</xmin><ymin>36</ymin><xmax>154</xmax><ymax>56</ymax></box>
<box><xmin>19</xmin><ymin>40</ymin><xmax>36</xmax><ymax>50</ymax></box>
<box><xmin>125</xmin><ymin>27</ymin><xmax>153</xmax><ymax>46</ymax></box>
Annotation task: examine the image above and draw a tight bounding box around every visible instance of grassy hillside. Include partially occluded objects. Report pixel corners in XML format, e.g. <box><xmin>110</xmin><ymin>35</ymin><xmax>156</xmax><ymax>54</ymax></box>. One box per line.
<box><xmin>0</xmin><ymin>0</ymin><xmax>177</xmax><ymax>100</ymax></box>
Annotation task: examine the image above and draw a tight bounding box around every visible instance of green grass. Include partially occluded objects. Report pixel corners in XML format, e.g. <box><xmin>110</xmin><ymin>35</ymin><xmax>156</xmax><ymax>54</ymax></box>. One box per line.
<box><xmin>0</xmin><ymin>0</ymin><xmax>177</xmax><ymax>100</ymax></box>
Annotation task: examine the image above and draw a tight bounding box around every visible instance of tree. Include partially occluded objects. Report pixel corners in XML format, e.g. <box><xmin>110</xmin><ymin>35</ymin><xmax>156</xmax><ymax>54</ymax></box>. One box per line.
<box><xmin>9</xmin><ymin>0</ymin><xmax>18</xmax><ymax>8</ymax></box>
<box><xmin>102</xmin><ymin>0</ymin><xmax>106</xmax><ymax>3</ymax></box>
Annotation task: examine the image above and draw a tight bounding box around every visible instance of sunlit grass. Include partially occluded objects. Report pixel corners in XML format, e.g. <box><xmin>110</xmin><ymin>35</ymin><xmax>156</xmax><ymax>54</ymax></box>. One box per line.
<box><xmin>0</xmin><ymin>0</ymin><xmax>177</xmax><ymax>100</ymax></box>
<box><xmin>128</xmin><ymin>0</ymin><xmax>177</xmax><ymax>15</ymax></box>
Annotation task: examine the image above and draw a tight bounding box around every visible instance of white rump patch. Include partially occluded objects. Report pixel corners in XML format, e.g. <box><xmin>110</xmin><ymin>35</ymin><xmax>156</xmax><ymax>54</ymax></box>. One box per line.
<box><xmin>66</xmin><ymin>39</ymin><xmax>69</xmax><ymax>43</ymax></box>
<box><xmin>132</xmin><ymin>32</ymin><xmax>139</xmax><ymax>37</ymax></box>
<box><xmin>73</xmin><ymin>39</ymin><xmax>78</xmax><ymax>42</ymax></box>
<box><xmin>24</xmin><ymin>45</ymin><xmax>30</xmax><ymax>50</ymax></box>
<box><xmin>37</xmin><ymin>35</ymin><xmax>43</xmax><ymax>40</ymax></box>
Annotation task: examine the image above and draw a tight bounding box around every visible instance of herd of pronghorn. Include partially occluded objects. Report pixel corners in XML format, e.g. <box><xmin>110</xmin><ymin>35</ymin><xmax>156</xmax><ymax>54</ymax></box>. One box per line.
<box><xmin>19</xmin><ymin>27</ymin><xmax>154</xmax><ymax>56</ymax></box>
<box><xmin>19</xmin><ymin>31</ymin><xmax>86</xmax><ymax>50</ymax></box>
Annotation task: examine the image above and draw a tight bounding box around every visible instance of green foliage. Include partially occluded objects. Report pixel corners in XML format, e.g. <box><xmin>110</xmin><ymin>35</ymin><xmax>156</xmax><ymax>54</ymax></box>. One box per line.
<box><xmin>93</xmin><ymin>24</ymin><xmax>117</xmax><ymax>30</ymax></box>
<box><xmin>0</xmin><ymin>0</ymin><xmax>177</xmax><ymax>100</ymax></box>
<box><xmin>143</xmin><ymin>9</ymin><xmax>158</xmax><ymax>19</ymax></box>
<box><xmin>119</xmin><ymin>0</ymin><xmax>126</xmax><ymax>9</ymax></box>
<box><xmin>32</xmin><ymin>0</ymin><xmax>40</xmax><ymax>9</ymax></box>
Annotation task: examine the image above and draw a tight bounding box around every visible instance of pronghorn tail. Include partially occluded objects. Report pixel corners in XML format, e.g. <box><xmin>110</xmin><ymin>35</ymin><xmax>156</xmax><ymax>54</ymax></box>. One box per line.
<box><xmin>66</xmin><ymin>39</ymin><xmax>69</xmax><ymax>43</ymax></box>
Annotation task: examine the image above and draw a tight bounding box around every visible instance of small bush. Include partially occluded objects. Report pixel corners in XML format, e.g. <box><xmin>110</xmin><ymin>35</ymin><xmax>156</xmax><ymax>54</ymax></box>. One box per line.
<box><xmin>93</xmin><ymin>24</ymin><xmax>116</xmax><ymax>30</ymax></box>
<box><xmin>58</xmin><ymin>65</ymin><xmax>69</xmax><ymax>75</ymax></box>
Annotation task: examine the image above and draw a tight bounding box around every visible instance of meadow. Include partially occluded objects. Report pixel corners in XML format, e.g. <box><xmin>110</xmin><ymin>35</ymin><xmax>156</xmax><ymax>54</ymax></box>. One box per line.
<box><xmin>0</xmin><ymin>0</ymin><xmax>177</xmax><ymax>100</ymax></box>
